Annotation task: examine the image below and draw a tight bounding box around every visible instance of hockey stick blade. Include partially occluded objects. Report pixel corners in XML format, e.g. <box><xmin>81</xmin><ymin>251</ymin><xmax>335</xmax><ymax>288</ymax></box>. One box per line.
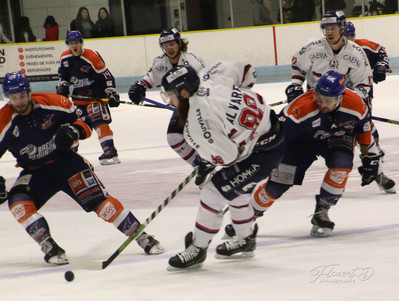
<box><xmin>67</xmin><ymin>168</ymin><xmax>197</xmax><ymax>270</ymax></box>
<box><xmin>142</xmin><ymin>97</ymin><xmax>175</xmax><ymax>111</ymax></box>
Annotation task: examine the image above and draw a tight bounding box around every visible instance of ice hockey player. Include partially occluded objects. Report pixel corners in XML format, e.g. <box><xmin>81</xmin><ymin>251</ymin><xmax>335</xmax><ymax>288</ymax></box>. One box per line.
<box><xmin>0</xmin><ymin>71</ymin><xmax>164</xmax><ymax>265</ymax></box>
<box><xmin>250</xmin><ymin>70</ymin><xmax>377</xmax><ymax>237</ymax></box>
<box><xmin>128</xmin><ymin>28</ymin><xmax>208</xmax><ymax>180</ymax></box>
<box><xmin>284</xmin><ymin>10</ymin><xmax>395</xmax><ymax>194</ymax></box>
<box><xmin>161</xmin><ymin>62</ymin><xmax>285</xmax><ymax>270</ymax></box>
<box><xmin>56</xmin><ymin>30</ymin><xmax>121</xmax><ymax>165</ymax></box>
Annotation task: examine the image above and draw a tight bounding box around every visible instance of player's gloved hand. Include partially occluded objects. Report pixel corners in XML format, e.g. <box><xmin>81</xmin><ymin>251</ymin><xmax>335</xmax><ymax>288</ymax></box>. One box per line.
<box><xmin>0</xmin><ymin>176</ymin><xmax>7</xmax><ymax>205</ymax></box>
<box><xmin>56</xmin><ymin>81</ymin><xmax>70</xmax><ymax>97</ymax></box>
<box><xmin>358</xmin><ymin>153</ymin><xmax>380</xmax><ymax>186</ymax></box>
<box><xmin>193</xmin><ymin>156</ymin><xmax>216</xmax><ymax>186</ymax></box>
<box><xmin>53</xmin><ymin>124</ymin><xmax>79</xmax><ymax>152</ymax></box>
<box><xmin>373</xmin><ymin>63</ymin><xmax>389</xmax><ymax>84</ymax></box>
<box><xmin>105</xmin><ymin>89</ymin><xmax>120</xmax><ymax>107</ymax></box>
<box><xmin>285</xmin><ymin>84</ymin><xmax>304</xmax><ymax>103</ymax></box>
<box><xmin>128</xmin><ymin>80</ymin><xmax>146</xmax><ymax>105</ymax></box>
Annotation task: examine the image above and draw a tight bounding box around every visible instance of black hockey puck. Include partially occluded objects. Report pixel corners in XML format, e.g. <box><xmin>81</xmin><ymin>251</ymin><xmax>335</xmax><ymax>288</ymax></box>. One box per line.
<box><xmin>64</xmin><ymin>270</ymin><xmax>75</xmax><ymax>282</ymax></box>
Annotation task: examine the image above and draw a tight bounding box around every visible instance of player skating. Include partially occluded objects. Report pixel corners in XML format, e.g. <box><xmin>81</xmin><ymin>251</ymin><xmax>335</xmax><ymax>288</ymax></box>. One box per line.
<box><xmin>161</xmin><ymin>62</ymin><xmax>285</xmax><ymax>269</ymax></box>
<box><xmin>128</xmin><ymin>28</ymin><xmax>208</xmax><ymax>175</ymax></box>
<box><xmin>284</xmin><ymin>10</ymin><xmax>395</xmax><ymax>193</ymax></box>
<box><xmin>0</xmin><ymin>72</ymin><xmax>164</xmax><ymax>265</ymax></box>
<box><xmin>251</xmin><ymin>71</ymin><xmax>376</xmax><ymax>237</ymax></box>
<box><xmin>56</xmin><ymin>30</ymin><xmax>121</xmax><ymax>165</ymax></box>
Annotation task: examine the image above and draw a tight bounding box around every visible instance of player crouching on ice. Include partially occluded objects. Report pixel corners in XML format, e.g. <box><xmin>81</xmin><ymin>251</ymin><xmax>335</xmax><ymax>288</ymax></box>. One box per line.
<box><xmin>160</xmin><ymin>62</ymin><xmax>285</xmax><ymax>270</ymax></box>
<box><xmin>229</xmin><ymin>70</ymin><xmax>378</xmax><ymax>238</ymax></box>
<box><xmin>0</xmin><ymin>72</ymin><xmax>164</xmax><ymax>265</ymax></box>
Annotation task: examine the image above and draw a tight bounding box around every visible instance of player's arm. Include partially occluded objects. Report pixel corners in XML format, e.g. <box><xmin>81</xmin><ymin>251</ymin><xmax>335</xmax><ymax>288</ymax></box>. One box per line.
<box><xmin>373</xmin><ymin>45</ymin><xmax>390</xmax><ymax>84</ymax></box>
<box><xmin>285</xmin><ymin>50</ymin><xmax>308</xmax><ymax>103</ymax></box>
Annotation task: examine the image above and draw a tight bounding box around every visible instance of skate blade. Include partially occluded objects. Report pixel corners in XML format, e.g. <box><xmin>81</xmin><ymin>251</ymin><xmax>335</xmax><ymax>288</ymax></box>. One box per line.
<box><xmin>310</xmin><ymin>225</ymin><xmax>332</xmax><ymax>237</ymax></box>
<box><xmin>166</xmin><ymin>262</ymin><xmax>203</xmax><ymax>272</ymax></box>
<box><xmin>214</xmin><ymin>251</ymin><xmax>255</xmax><ymax>260</ymax></box>
<box><xmin>99</xmin><ymin>157</ymin><xmax>121</xmax><ymax>165</ymax></box>
<box><xmin>381</xmin><ymin>187</ymin><xmax>396</xmax><ymax>194</ymax></box>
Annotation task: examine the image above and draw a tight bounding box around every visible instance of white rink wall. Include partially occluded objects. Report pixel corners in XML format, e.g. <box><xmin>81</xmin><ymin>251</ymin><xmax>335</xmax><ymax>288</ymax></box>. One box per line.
<box><xmin>0</xmin><ymin>15</ymin><xmax>398</xmax><ymax>82</ymax></box>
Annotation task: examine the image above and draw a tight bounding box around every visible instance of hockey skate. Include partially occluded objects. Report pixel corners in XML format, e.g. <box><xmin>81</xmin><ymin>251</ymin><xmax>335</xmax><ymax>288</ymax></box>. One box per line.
<box><xmin>310</xmin><ymin>204</ymin><xmax>335</xmax><ymax>237</ymax></box>
<box><xmin>168</xmin><ymin>232</ymin><xmax>207</xmax><ymax>271</ymax></box>
<box><xmin>136</xmin><ymin>232</ymin><xmax>165</xmax><ymax>255</ymax></box>
<box><xmin>375</xmin><ymin>173</ymin><xmax>396</xmax><ymax>194</ymax></box>
<box><xmin>215</xmin><ymin>223</ymin><xmax>258</xmax><ymax>259</ymax></box>
<box><xmin>98</xmin><ymin>147</ymin><xmax>121</xmax><ymax>165</ymax></box>
<box><xmin>40</xmin><ymin>237</ymin><xmax>68</xmax><ymax>265</ymax></box>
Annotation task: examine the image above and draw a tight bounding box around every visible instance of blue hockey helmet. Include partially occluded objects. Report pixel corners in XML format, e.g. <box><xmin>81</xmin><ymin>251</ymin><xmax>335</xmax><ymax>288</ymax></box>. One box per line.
<box><xmin>159</xmin><ymin>28</ymin><xmax>181</xmax><ymax>47</ymax></box>
<box><xmin>321</xmin><ymin>10</ymin><xmax>346</xmax><ymax>29</ymax></box>
<box><xmin>2</xmin><ymin>71</ymin><xmax>30</xmax><ymax>96</ymax></box>
<box><xmin>314</xmin><ymin>70</ymin><xmax>346</xmax><ymax>97</ymax></box>
<box><xmin>344</xmin><ymin>21</ymin><xmax>356</xmax><ymax>37</ymax></box>
<box><xmin>65</xmin><ymin>30</ymin><xmax>83</xmax><ymax>44</ymax></box>
<box><xmin>161</xmin><ymin>66</ymin><xmax>199</xmax><ymax>96</ymax></box>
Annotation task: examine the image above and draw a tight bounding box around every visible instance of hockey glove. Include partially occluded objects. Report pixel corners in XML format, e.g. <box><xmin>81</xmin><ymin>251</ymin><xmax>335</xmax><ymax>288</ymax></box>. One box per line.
<box><xmin>105</xmin><ymin>89</ymin><xmax>120</xmax><ymax>107</ymax></box>
<box><xmin>373</xmin><ymin>63</ymin><xmax>389</xmax><ymax>84</ymax></box>
<box><xmin>194</xmin><ymin>156</ymin><xmax>216</xmax><ymax>186</ymax></box>
<box><xmin>0</xmin><ymin>176</ymin><xmax>7</xmax><ymax>205</ymax></box>
<box><xmin>128</xmin><ymin>80</ymin><xmax>146</xmax><ymax>105</ymax></box>
<box><xmin>358</xmin><ymin>153</ymin><xmax>380</xmax><ymax>186</ymax></box>
<box><xmin>285</xmin><ymin>84</ymin><xmax>304</xmax><ymax>103</ymax></box>
<box><xmin>53</xmin><ymin>124</ymin><xmax>79</xmax><ymax>152</ymax></box>
<box><xmin>56</xmin><ymin>81</ymin><xmax>70</xmax><ymax>97</ymax></box>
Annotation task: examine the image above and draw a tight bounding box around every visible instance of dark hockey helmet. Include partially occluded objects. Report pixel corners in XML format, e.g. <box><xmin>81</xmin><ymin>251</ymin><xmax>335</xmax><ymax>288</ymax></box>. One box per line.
<box><xmin>314</xmin><ymin>70</ymin><xmax>346</xmax><ymax>97</ymax></box>
<box><xmin>344</xmin><ymin>21</ymin><xmax>356</xmax><ymax>37</ymax></box>
<box><xmin>65</xmin><ymin>30</ymin><xmax>83</xmax><ymax>44</ymax></box>
<box><xmin>321</xmin><ymin>10</ymin><xmax>346</xmax><ymax>29</ymax></box>
<box><xmin>159</xmin><ymin>27</ymin><xmax>181</xmax><ymax>48</ymax></box>
<box><xmin>2</xmin><ymin>71</ymin><xmax>30</xmax><ymax>96</ymax></box>
<box><xmin>161</xmin><ymin>66</ymin><xmax>199</xmax><ymax>96</ymax></box>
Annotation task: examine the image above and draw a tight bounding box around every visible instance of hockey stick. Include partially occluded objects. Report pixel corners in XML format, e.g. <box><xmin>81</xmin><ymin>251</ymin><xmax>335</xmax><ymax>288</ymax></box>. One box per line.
<box><xmin>269</xmin><ymin>100</ymin><xmax>286</xmax><ymax>107</ymax></box>
<box><xmin>371</xmin><ymin>115</ymin><xmax>399</xmax><ymax>125</ymax></box>
<box><xmin>71</xmin><ymin>95</ymin><xmax>175</xmax><ymax>111</ymax></box>
<box><xmin>67</xmin><ymin>168</ymin><xmax>197</xmax><ymax>270</ymax></box>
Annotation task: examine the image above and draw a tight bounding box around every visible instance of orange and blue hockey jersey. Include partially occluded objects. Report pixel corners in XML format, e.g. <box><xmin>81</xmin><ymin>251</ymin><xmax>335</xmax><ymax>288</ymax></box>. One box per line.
<box><xmin>0</xmin><ymin>93</ymin><xmax>92</xmax><ymax>169</ymax></box>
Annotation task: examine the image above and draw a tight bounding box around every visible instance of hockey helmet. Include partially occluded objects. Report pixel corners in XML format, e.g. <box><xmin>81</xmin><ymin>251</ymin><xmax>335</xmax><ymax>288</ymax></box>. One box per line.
<box><xmin>321</xmin><ymin>10</ymin><xmax>346</xmax><ymax>29</ymax></box>
<box><xmin>159</xmin><ymin>28</ymin><xmax>181</xmax><ymax>47</ymax></box>
<box><xmin>161</xmin><ymin>66</ymin><xmax>199</xmax><ymax>97</ymax></box>
<box><xmin>2</xmin><ymin>71</ymin><xmax>30</xmax><ymax>96</ymax></box>
<box><xmin>344</xmin><ymin>21</ymin><xmax>356</xmax><ymax>37</ymax></box>
<box><xmin>65</xmin><ymin>30</ymin><xmax>83</xmax><ymax>44</ymax></box>
<box><xmin>314</xmin><ymin>70</ymin><xmax>346</xmax><ymax>97</ymax></box>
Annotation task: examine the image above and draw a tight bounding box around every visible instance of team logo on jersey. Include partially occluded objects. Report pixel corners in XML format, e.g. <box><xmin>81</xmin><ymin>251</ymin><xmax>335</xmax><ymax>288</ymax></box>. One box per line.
<box><xmin>68</xmin><ymin>169</ymin><xmax>97</xmax><ymax>195</ymax></box>
<box><xmin>12</xmin><ymin>125</ymin><xmax>20</xmax><ymax>137</ymax></box>
<box><xmin>70</xmin><ymin>76</ymin><xmax>78</xmax><ymax>84</ymax></box>
<box><xmin>20</xmin><ymin>144</ymin><xmax>37</xmax><ymax>156</ymax></box>
<box><xmin>312</xmin><ymin>118</ymin><xmax>321</xmax><ymax>127</ymax></box>
<box><xmin>329</xmin><ymin>59</ymin><xmax>339</xmax><ymax>69</ymax></box>
<box><xmin>41</xmin><ymin>114</ymin><xmax>54</xmax><ymax>130</ymax></box>
<box><xmin>80</xmin><ymin>66</ymin><xmax>91</xmax><ymax>74</ymax></box>
<box><xmin>63</xmin><ymin>61</ymin><xmax>69</xmax><ymax>68</ymax></box>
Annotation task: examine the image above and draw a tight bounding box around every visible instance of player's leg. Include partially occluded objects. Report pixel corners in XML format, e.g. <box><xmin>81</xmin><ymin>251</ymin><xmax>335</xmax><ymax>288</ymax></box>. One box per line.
<box><xmin>7</xmin><ymin>172</ymin><xmax>67</xmax><ymax>265</ymax></box>
<box><xmin>87</xmin><ymin>103</ymin><xmax>120</xmax><ymax>165</ymax></box>
<box><xmin>58</xmin><ymin>151</ymin><xmax>164</xmax><ymax>254</ymax></box>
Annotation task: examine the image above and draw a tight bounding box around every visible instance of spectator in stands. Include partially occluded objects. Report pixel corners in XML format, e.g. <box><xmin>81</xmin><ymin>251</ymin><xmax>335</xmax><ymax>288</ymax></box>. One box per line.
<box><xmin>70</xmin><ymin>6</ymin><xmax>95</xmax><ymax>38</ymax></box>
<box><xmin>278</xmin><ymin>0</ymin><xmax>295</xmax><ymax>23</ymax></box>
<box><xmin>15</xmin><ymin>16</ymin><xmax>36</xmax><ymax>43</ymax></box>
<box><xmin>0</xmin><ymin>22</ymin><xmax>11</xmax><ymax>43</ymax></box>
<box><xmin>42</xmin><ymin>16</ymin><xmax>59</xmax><ymax>41</ymax></box>
<box><xmin>251</xmin><ymin>0</ymin><xmax>273</xmax><ymax>25</ymax></box>
<box><xmin>94</xmin><ymin>7</ymin><xmax>115</xmax><ymax>37</ymax></box>
<box><xmin>369</xmin><ymin>0</ymin><xmax>386</xmax><ymax>15</ymax></box>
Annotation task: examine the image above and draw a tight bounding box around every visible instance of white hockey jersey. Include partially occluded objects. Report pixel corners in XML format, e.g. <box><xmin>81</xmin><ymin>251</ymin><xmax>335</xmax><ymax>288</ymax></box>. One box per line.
<box><xmin>142</xmin><ymin>52</ymin><xmax>205</xmax><ymax>88</ymax></box>
<box><xmin>184</xmin><ymin>61</ymin><xmax>273</xmax><ymax>166</ymax></box>
<box><xmin>291</xmin><ymin>37</ymin><xmax>373</xmax><ymax>99</ymax></box>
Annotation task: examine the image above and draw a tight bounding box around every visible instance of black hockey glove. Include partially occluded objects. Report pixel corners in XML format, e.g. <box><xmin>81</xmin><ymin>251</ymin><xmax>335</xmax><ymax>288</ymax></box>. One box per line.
<box><xmin>193</xmin><ymin>156</ymin><xmax>216</xmax><ymax>186</ymax></box>
<box><xmin>56</xmin><ymin>81</ymin><xmax>70</xmax><ymax>97</ymax></box>
<box><xmin>372</xmin><ymin>63</ymin><xmax>389</xmax><ymax>84</ymax></box>
<box><xmin>53</xmin><ymin>124</ymin><xmax>79</xmax><ymax>152</ymax></box>
<box><xmin>0</xmin><ymin>176</ymin><xmax>7</xmax><ymax>205</ymax></box>
<box><xmin>106</xmin><ymin>89</ymin><xmax>120</xmax><ymax>107</ymax></box>
<box><xmin>128</xmin><ymin>80</ymin><xmax>146</xmax><ymax>105</ymax></box>
<box><xmin>358</xmin><ymin>153</ymin><xmax>380</xmax><ymax>186</ymax></box>
<box><xmin>285</xmin><ymin>84</ymin><xmax>304</xmax><ymax>103</ymax></box>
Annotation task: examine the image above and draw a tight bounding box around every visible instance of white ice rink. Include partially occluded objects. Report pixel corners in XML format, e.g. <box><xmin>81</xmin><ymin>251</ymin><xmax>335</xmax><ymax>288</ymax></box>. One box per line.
<box><xmin>0</xmin><ymin>78</ymin><xmax>398</xmax><ymax>301</ymax></box>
